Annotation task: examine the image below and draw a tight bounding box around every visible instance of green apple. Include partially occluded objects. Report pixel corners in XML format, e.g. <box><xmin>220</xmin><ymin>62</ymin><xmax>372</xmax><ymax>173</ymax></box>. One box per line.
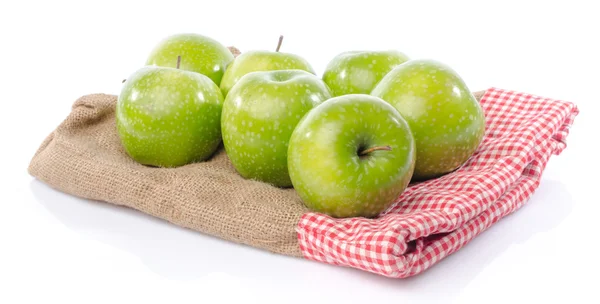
<box><xmin>287</xmin><ymin>94</ymin><xmax>416</xmax><ymax>218</ymax></box>
<box><xmin>116</xmin><ymin>63</ymin><xmax>224</xmax><ymax>168</ymax></box>
<box><xmin>219</xmin><ymin>36</ymin><xmax>315</xmax><ymax>97</ymax></box>
<box><xmin>322</xmin><ymin>50</ymin><xmax>410</xmax><ymax>96</ymax></box>
<box><xmin>371</xmin><ymin>59</ymin><xmax>486</xmax><ymax>181</ymax></box>
<box><xmin>145</xmin><ymin>33</ymin><xmax>234</xmax><ymax>86</ymax></box>
<box><xmin>221</xmin><ymin>69</ymin><xmax>331</xmax><ymax>187</ymax></box>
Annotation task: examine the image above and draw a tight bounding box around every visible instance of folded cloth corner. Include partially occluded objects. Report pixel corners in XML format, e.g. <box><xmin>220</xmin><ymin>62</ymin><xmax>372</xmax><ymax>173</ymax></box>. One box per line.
<box><xmin>296</xmin><ymin>87</ymin><xmax>580</xmax><ymax>278</ymax></box>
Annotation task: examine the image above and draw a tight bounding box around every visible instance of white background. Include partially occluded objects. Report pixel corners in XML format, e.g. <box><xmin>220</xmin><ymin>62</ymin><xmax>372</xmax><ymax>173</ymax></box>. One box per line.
<box><xmin>1</xmin><ymin>1</ymin><xmax>598</xmax><ymax>303</ymax></box>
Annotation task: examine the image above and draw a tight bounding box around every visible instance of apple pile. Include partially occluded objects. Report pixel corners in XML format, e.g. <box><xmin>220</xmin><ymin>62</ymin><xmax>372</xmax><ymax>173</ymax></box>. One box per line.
<box><xmin>116</xmin><ymin>33</ymin><xmax>485</xmax><ymax>219</ymax></box>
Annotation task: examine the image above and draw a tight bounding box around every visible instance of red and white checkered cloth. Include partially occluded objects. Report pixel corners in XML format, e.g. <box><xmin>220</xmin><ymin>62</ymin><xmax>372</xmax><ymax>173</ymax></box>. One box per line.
<box><xmin>296</xmin><ymin>87</ymin><xmax>579</xmax><ymax>278</ymax></box>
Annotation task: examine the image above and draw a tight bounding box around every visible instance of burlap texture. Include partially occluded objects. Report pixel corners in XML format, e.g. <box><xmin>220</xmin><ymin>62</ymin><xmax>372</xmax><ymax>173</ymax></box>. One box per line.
<box><xmin>28</xmin><ymin>93</ymin><xmax>309</xmax><ymax>256</ymax></box>
<box><xmin>27</xmin><ymin>71</ymin><xmax>485</xmax><ymax>257</ymax></box>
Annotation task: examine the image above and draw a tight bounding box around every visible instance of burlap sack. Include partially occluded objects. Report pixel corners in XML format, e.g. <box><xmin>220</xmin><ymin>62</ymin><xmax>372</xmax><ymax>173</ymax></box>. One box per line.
<box><xmin>27</xmin><ymin>66</ymin><xmax>486</xmax><ymax>257</ymax></box>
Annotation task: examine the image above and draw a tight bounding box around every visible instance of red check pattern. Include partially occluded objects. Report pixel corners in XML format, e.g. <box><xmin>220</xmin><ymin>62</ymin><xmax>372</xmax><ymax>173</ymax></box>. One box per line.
<box><xmin>296</xmin><ymin>87</ymin><xmax>579</xmax><ymax>278</ymax></box>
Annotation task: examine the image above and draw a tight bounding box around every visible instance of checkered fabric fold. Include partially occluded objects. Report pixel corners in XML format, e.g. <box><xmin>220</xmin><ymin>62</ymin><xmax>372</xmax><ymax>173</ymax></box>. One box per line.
<box><xmin>296</xmin><ymin>87</ymin><xmax>579</xmax><ymax>278</ymax></box>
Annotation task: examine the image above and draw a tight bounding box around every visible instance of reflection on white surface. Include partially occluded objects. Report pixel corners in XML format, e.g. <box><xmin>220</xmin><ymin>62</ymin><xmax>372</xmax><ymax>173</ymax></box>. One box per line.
<box><xmin>29</xmin><ymin>179</ymin><xmax>299</xmax><ymax>281</ymax></box>
<box><xmin>28</xmin><ymin>177</ymin><xmax>573</xmax><ymax>302</ymax></box>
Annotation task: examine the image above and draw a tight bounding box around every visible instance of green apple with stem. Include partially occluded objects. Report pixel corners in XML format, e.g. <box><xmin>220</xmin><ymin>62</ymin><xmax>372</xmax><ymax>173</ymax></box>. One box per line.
<box><xmin>322</xmin><ymin>50</ymin><xmax>410</xmax><ymax>96</ymax></box>
<box><xmin>116</xmin><ymin>56</ymin><xmax>224</xmax><ymax>168</ymax></box>
<box><xmin>371</xmin><ymin>59</ymin><xmax>486</xmax><ymax>181</ymax></box>
<box><xmin>287</xmin><ymin>94</ymin><xmax>416</xmax><ymax>218</ymax></box>
<box><xmin>145</xmin><ymin>33</ymin><xmax>234</xmax><ymax>86</ymax></box>
<box><xmin>221</xmin><ymin>69</ymin><xmax>332</xmax><ymax>187</ymax></box>
<box><xmin>219</xmin><ymin>36</ymin><xmax>315</xmax><ymax>97</ymax></box>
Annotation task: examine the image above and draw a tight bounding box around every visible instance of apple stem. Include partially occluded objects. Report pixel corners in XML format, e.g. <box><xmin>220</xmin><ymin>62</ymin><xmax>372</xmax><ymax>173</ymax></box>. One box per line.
<box><xmin>276</xmin><ymin>35</ymin><xmax>283</xmax><ymax>52</ymax></box>
<box><xmin>177</xmin><ymin>55</ymin><xmax>181</xmax><ymax>69</ymax></box>
<box><xmin>359</xmin><ymin>145</ymin><xmax>392</xmax><ymax>156</ymax></box>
